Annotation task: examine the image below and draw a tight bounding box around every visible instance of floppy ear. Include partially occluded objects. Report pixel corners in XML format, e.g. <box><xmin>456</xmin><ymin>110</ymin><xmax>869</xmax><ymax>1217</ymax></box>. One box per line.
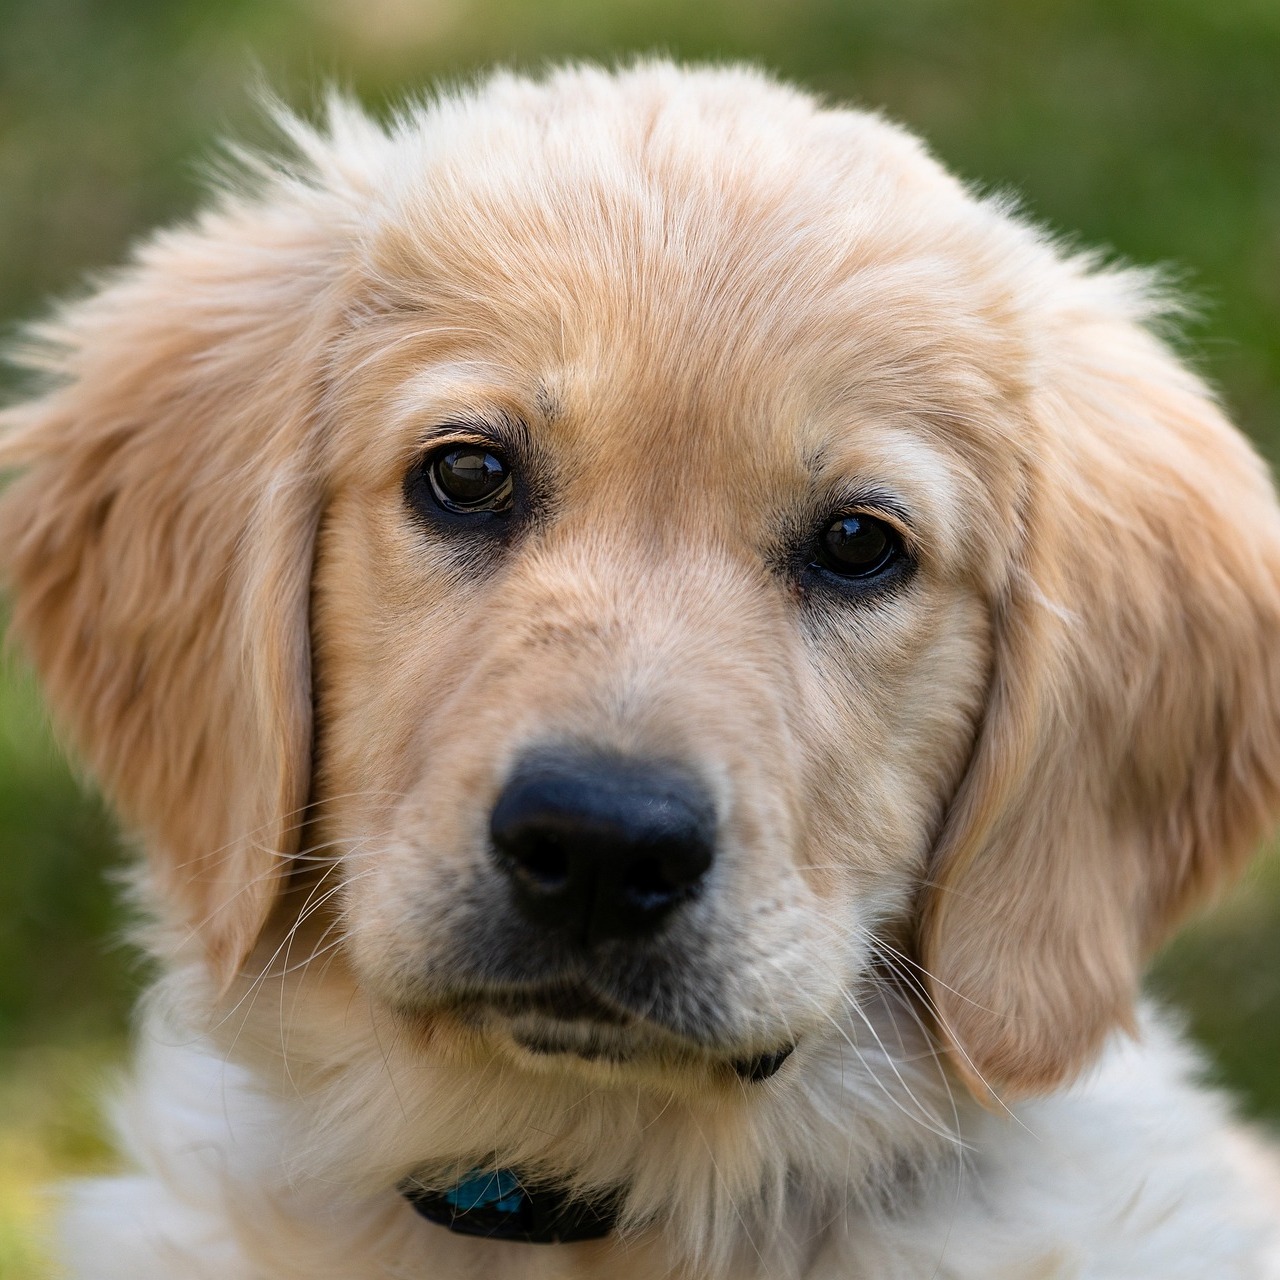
<box><xmin>0</xmin><ymin>183</ymin><xmax>347</xmax><ymax>983</ymax></box>
<box><xmin>920</xmin><ymin>284</ymin><xmax>1280</xmax><ymax>1099</ymax></box>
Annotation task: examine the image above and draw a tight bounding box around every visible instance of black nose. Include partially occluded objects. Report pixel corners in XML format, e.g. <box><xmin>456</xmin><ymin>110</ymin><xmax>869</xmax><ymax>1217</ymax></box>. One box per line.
<box><xmin>489</xmin><ymin>753</ymin><xmax>717</xmax><ymax>945</ymax></box>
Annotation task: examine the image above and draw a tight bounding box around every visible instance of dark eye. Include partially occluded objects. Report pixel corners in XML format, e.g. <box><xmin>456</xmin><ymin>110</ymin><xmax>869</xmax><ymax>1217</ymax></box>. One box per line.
<box><xmin>423</xmin><ymin>445</ymin><xmax>514</xmax><ymax>514</ymax></box>
<box><xmin>813</xmin><ymin>513</ymin><xmax>902</xmax><ymax>580</ymax></box>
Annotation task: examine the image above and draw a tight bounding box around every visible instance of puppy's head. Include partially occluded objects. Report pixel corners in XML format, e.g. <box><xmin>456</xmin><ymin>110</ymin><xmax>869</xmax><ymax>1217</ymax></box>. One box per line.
<box><xmin>4</xmin><ymin>64</ymin><xmax>1280</xmax><ymax>1104</ymax></box>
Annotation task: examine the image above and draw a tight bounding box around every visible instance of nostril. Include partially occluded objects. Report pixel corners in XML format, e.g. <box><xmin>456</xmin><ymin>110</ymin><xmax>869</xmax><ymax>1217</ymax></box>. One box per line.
<box><xmin>619</xmin><ymin>839</ymin><xmax>714</xmax><ymax>911</ymax></box>
<box><xmin>620</xmin><ymin>855</ymin><xmax>677</xmax><ymax>911</ymax></box>
<box><xmin>507</xmin><ymin>833</ymin><xmax>570</xmax><ymax>894</ymax></box>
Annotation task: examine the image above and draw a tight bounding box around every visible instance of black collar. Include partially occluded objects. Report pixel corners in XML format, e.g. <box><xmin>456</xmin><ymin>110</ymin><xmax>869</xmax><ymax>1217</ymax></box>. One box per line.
<box><xmin>402</xmin><ymin>1168</ymin><xmax>620</xmax><ymax>1244</ymax></box>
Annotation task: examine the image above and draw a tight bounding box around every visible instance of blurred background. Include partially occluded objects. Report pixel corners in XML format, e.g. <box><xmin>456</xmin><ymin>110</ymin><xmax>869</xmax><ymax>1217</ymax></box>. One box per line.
<box><xmin>2</xmin><ymin>0</ymin><xmax>1279</xmax><ymax>1273</ymax></box>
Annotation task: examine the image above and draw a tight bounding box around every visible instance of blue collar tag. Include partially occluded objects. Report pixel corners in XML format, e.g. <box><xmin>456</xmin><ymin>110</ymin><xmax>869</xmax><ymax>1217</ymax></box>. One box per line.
<box><xmin>402</xmin><ymin>1168</ymin><xmax>620</xmax><ymax>1244</ymax></box>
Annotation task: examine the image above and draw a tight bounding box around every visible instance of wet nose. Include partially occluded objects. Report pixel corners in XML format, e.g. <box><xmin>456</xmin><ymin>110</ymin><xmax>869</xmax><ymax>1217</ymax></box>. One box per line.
<box><xmin>489</xmin><ymin>753</ymin><xmax>717</xmax><ymax>945</ymax></box>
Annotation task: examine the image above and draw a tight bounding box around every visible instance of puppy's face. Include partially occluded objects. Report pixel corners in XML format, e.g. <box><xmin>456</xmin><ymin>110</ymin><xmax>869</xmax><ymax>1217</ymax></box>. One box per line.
<box><xmin>5</xmin><ymin>64</ymin><xmax>1280</xmax><ymax>1109</ymax></box>
<box><xmin>312</xmin><ymin>233</ymin><xmax>998</xmax><ymax>1079</ymax></box>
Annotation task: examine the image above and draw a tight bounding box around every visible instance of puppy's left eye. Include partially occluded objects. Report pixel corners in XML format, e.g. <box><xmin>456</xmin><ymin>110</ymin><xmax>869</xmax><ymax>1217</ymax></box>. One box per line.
<box><xmin>423</xmin><ymin>445</ymin><xmax>514</xmax><ymax>514</ymax></box>
<box><xmin>813</xmin><ymin>513</ymin><xmax>903</xmax><ymax>580</ymax></box>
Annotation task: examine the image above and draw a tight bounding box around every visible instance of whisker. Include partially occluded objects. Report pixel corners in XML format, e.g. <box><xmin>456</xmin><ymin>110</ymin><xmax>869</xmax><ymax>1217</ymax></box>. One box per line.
<box><xmin>168</xmin><ymin>788</ymin><xmax>413</xmax><ymax>876</ymax></box>
<box><xmin>366</xmin><ymin>989</ymin><xmax>410</xmax><ymax>1125</ymax></box>
<box><xmin>760</xmin><ymin>950</ymin><xmax>965</xmax><ymax>1149</ymax></box>
<box><xmin>685</xmin><ymin>1109</ymin><xmax>766</xmax><ymax>1274</ymax></box>
<box><xmin>213</xmin><ymin>859</ymin><xmax>354</xmax><ymax>1038</ymax></box>
<box><xmin>174</xmin><ymin>830</ymin><xmax>381</xmax><ymax>953</ymax></box>
<box><xmin>867</xmin><ymin>936</ymin><xmax>1003</xmax><ymax>1016</ymax></box>
<box><xmin>864</xmin><ymin>934</ymin><xmax>1027</xmax><ymax>1130</ymax></box>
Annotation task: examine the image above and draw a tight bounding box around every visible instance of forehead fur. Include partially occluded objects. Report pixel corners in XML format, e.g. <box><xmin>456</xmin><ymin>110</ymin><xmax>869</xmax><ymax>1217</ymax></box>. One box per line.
<box><xmin>336</xmin><ymin>65</ymin><xmax>1045</xmax><ymax>401</ymax></box>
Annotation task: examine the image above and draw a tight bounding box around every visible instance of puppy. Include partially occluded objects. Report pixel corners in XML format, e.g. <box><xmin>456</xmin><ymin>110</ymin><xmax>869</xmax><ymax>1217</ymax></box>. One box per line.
<box><xmin>3</xmin><ymin>61</ymin><xmax>1280</xmax><ymax>1279</ymax></box>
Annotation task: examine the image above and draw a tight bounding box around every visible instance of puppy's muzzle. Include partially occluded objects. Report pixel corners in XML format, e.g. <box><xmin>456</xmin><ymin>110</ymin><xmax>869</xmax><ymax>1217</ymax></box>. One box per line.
<box><xmin>489</xmin><ymin>753</ymin><xmax>716</xmax><ymax>946</ymax></box>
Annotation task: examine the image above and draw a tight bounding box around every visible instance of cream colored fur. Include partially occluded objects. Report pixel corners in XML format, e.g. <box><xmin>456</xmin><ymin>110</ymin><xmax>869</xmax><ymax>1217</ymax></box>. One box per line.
<box><xmin>2</xmin><ymin>61</ymin><xmax>1279</xmax><ymax>1278</ymax></box>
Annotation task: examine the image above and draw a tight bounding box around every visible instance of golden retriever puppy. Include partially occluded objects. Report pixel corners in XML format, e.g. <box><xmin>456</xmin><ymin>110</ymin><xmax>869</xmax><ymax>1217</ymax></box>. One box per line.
<box><xmin>4</xmin><ymin>61</ymin><xmax>1280</xmax><ymax>1279</ymax></box>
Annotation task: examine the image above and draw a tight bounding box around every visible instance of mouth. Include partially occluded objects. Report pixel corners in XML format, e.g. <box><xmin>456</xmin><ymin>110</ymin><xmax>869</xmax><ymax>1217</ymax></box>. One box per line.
<box><xmin>449</xmin><ymin>980</ymin><xmax>795</xmax><ymax>1082</ymax></box>
<box><xmin>474</xmin><ymin>980</ymin><xmax>634</xmax><ymax>1026</ymax></box>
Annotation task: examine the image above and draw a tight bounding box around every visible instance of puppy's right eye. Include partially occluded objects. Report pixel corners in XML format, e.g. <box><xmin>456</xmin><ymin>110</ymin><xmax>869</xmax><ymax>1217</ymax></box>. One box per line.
<box><xmin>411</xmin><ymin>444</ymin><xmax>515</xmax><ymax>517</ymax></box>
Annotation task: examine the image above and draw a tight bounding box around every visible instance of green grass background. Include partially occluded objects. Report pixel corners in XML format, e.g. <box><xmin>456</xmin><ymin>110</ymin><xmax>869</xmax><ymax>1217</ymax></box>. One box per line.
<box><xmin>2</xmin><ymin>0</ymin><xmax>1279</xmax><ymax>1273</ymax></box>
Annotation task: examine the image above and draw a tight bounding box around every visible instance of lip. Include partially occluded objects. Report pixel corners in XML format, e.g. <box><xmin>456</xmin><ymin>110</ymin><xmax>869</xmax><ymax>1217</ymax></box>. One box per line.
<box><xmin>449</xmin><ymin>980</ymin><xmax>670</xmax><ymax>1068</ymax></box>
<box><xmin>469</xmin><ymin>980</ymin><xmax>636</xmax><ymax>1027</ymax></box>
<box><xmin>447</xmin><ymin>981</ymin><xmax>795</xmax><ymax>1082</ymax></box>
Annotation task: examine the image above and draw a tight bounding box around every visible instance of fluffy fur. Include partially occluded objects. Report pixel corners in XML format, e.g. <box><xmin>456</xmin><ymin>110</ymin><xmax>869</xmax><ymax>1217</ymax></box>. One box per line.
<box><xmin>3</xmin><ymin>61</ymin><xmax>1280</xmax><ymax>1278</ymax></box>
